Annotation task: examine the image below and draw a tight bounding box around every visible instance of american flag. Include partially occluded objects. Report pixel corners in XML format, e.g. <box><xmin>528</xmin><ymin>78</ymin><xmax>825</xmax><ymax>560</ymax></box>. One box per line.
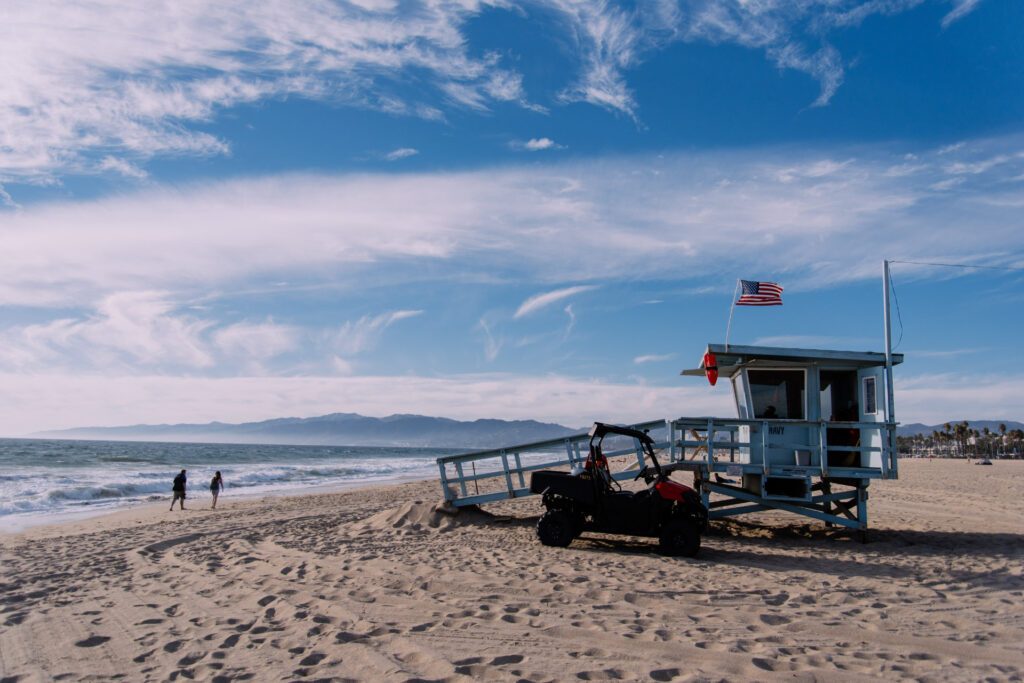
<box><xmin>737</xmin><ymin>280</ymin><xmax>783</xmax><ymax>306</ymax></box>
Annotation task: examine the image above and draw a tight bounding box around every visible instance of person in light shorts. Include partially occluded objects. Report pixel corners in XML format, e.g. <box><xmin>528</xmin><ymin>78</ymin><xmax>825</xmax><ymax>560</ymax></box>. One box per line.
<box><xmin>210</xmin><ymin>471</ymin><xmax>224</xmax><ymax>509</ymax></box>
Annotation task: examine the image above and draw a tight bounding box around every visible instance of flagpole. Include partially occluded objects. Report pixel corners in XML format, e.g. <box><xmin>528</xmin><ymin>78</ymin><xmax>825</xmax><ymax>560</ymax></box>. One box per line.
<box><xmin>724</xmin><ymin>279</ymin><xmax>740</xmax><ymax>351</ymax></box>
<box><xmin>883</xmin><ymin>260</ymin><xmax>897</xmax><ymax>478</ymax></box>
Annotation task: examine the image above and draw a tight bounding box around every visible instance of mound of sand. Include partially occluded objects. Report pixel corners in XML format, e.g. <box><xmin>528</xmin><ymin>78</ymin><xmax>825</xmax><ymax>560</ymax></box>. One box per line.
<box><xmin>352</xmin><ymin>499</ymin><xmax>494</xmax><ymax>536</ymax></box>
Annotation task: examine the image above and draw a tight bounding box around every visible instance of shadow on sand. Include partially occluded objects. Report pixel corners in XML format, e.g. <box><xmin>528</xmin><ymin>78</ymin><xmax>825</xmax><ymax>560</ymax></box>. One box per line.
<box><xmin>474</xmin><ymin>511</ymin><xmax>1023</xmax><ymax>586</ymax></box>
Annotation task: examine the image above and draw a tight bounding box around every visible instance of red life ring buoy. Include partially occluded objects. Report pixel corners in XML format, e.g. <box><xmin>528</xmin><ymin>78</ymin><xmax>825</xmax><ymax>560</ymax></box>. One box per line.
<box><xmin>704</xmin><ymin>351</ymin><xmax>718</xmax><ymax>386</ymax></box>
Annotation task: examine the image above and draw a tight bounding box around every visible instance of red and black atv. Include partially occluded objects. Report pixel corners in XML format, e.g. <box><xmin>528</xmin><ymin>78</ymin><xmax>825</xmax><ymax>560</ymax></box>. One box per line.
<box><xmin>529</xmin><ymin>422</ymin><xmax>709</xmax><ymax>557</ymax></box>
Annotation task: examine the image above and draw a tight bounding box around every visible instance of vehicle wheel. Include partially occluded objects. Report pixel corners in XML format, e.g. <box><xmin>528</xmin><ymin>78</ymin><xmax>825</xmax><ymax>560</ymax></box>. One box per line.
<box><xmin>659</xmin><ymin>519</ymin><xmax>701</xmax><ymax>558</ymax></box>
<box><xmin>537</xmin><ymin>510</ymin><xmax>575</xmax><ymax>547</ymax></box>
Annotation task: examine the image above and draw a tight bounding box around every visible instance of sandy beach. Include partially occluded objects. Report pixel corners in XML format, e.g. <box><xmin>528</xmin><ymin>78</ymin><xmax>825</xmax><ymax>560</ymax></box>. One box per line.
<box><xmin>1</xmin><ymin>459</ymin><xmax>1022</xmax><ymax>682</ymax></box>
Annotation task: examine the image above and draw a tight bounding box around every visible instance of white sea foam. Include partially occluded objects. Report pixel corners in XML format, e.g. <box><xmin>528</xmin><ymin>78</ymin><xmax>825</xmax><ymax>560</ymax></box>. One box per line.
<box><xmin>0</xmin><ymin>439</ymin><xmax>446</xmax><ymax>527</ymax></box>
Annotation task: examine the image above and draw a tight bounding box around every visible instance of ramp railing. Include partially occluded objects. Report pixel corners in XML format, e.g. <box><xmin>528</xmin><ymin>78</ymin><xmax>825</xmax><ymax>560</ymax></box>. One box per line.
<box><xmin>437</xmin><ymin>419</ymin><xmax>668</xmax><ymax>507</ymax></box>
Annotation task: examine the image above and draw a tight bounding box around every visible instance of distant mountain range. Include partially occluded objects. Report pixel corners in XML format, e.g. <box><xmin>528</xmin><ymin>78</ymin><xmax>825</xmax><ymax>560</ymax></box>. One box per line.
<box><xmin>896</xmin><ymin>420</ymin><xmax>1024</xmax><ymax>437</ymax></box>
<box><xmin>33</xmin><ymin>413</ymin><xmax>582</xmax><ymax>448</ymax></box>
<box><xmin>34</xmin><ymin>414</ymin><xmax>1024</xmax><ymax>448</ymax></box>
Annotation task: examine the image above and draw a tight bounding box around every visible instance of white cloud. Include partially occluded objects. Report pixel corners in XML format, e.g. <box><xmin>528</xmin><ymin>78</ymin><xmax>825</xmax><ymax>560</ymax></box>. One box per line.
<box><xmin>897</xmin><ymin>372</ymin><xmax>1023</xmax><ymax>424</ymax></box>
<box><xmin>634</xmin><ymin>353</ymin><xmax>674</xmax><ymax>364</ymax></box>
<box><xmin>0</xmin><ymin>291</ymin><xmax>215</xmax><ymax>370</ymax></box>
<box><xmin>0</xmin><ymin>292</ymin><xmax>307</xmax><ymax>372</ymax></box>
<box><xmin>0</xmin><ymin>184</ymin><xmax>16</xmax><ymax>208</ymax></box>
<box><xmin>213</xmin><ymin>320</ymin><xmax>300</xmax><ymax>361</ymax></box>
<box><xmin>774</xmin><ymin>158</ymin><xmax>853</xmax><ymax>183</ymax></box>
<box><xmin>511</xmin><ymin>137</ymin><xmax>563</xmax><ymax>152</ymax></box>
<box><xmin>0</xmin><ymin>369</ymin><xmax>1016</xmax><ymax>436</ymax></box>
<box><xmin>514</xmin><ymin>285</ymin><xmax>599</xmax><ymax>319</ymax></box>
<box><xmin>929</xmin><ymin>177</ymin><xmax>964</xmax><ymax>192</ymax></box>
<box><xmin>941</xmin><ymin>0</ymin><xmax>983</xmax><ymax>29</ymax></box>
<box><xmin>332</xmin><ymin>310</ymin><xmax>423</xmax><ymax>356</ymax></box>
<box><xmin>944</xmin><ymin>154</ymin><xmax>1014</xmax><ymax>175</ymax></box>
<box><xmin>0</xmin><ymin>1</ymin><xmax>977</xmax><ymax>180</ymax></box>
<box><xmin>3</xmin><ymin>138</ymin><xmax>1024</xmax><ymax>309</ymax></box>
<box><xmin>385</xmin><ymin>147</ymin><xmax>419</xmax><ymax>161</ymax></box>
<box><xmin>331</xmin><ymin>355</ymin><xmax>355</xmax><ymax>376</ymax></box>
<box><xmin>0</xmin><ymin>0</ymin><xmax>522</xmax><ymax>179</ymax></box>
<box><xmin>97</xmin><ymin>156</ymin><xmax>148</xmax><ymax>179</ymax></box>
<box><xmin>0</xmin><ymin>372</ymin><xmax>737</xmax><ymax>435</ymax></box>
<box><xmin>553</xmin><ymin>1</ymin><xmax>646</xmax><ymax>116</ymax></box>
<box><xmin>477</xmin><ymin>318</ymin><xmax>503</xmax><ymax>362</ymax></box>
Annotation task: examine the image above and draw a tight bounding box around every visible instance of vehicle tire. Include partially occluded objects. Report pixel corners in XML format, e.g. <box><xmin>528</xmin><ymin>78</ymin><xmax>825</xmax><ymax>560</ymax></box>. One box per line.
<box><xmin>537</xmin><ymin>510</ymin><xmax>575</xmax><ymax>547</ymax></box>
<box><xmin>659</xmin><ymin>519</ymin><xmax>701</xmax><ymax>558</ymax></box>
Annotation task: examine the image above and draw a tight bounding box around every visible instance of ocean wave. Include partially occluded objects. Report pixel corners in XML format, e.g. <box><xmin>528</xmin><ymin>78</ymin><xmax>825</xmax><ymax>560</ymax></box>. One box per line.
<box><xmin>0</xmin><ymin>444</ymin><xmax>440</xmax><ymax>521</ymax></box>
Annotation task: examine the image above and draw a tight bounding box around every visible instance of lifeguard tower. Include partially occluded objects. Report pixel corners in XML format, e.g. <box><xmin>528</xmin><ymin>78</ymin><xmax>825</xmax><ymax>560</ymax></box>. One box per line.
<box><xmin>670</xmin><ymin>344</ymin><xmax>901</xmax><ymax>539</ymax></box>
<box><xmin>436</xmin><ymin>264</ymin><xmax>903</xmax><ymax>540</ymax></box>
<box><xmin>435</xmin><ymin>343</ymin><xmax>900</xmax><ymax>540</ymax></box>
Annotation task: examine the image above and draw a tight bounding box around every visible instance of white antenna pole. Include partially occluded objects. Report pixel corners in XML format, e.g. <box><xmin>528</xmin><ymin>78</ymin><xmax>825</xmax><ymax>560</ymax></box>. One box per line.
<box><xmin>725</xmin><ymin>279</ymin><xmax>740</xmax><ymax>351</ymax></box>
<box><xmin>883</xmin><ymin>260</ymin><xmax>898</xmax><ymax>475</ymax></box>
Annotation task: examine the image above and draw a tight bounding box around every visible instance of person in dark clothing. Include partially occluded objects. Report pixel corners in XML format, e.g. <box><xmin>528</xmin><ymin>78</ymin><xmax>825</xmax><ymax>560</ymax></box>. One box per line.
<box><xmin>170</xmin><ymin>469</ymin><xmax>187</xmax><ymax>511</ymax></box>
<box><xmin>210</xmin><ymin>471</ymin><xmax>224</xmax><ymax>509</ymax></box>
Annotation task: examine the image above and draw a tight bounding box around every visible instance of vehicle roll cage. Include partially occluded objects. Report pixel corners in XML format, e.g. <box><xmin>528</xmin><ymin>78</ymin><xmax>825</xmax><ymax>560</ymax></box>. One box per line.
<box><xmin>589</xmin><ymin>421</ymin><xmax>661</xmax><ymax>476</ymax></box>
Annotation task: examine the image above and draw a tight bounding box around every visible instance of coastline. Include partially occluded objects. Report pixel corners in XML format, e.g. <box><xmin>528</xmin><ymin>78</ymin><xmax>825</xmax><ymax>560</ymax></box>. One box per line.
<box><xmin>1</xmin><ymin>460</ymin><xmax>1021</xmax><ymax>681</ymax></box>
<box><xmin>0</xmin><ymin>471</ymin><xmax>438</xmax><ymax>537</ymax></box>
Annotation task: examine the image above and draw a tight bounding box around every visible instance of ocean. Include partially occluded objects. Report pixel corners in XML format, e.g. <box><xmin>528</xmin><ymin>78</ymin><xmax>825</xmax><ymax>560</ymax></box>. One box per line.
<box><xmin>0</xmin><ymin>438</ymin><xmax>450</xmax><ymax>530</ymax></box>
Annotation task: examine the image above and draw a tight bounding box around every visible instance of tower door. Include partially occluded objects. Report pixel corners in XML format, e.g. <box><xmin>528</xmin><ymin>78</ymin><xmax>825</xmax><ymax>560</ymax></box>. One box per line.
<box><xmin>857</xmin><ymin>366</ymin><xmax>886</xmax><ymax>469</ymax></box>
<box><xmin>819</xmin><ymin>370</ymin><xmax>860</xmax><ymax>468</ymax></box>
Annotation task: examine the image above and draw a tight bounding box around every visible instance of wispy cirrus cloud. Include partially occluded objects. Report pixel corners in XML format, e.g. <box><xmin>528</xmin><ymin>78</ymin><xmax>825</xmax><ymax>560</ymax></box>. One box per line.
<box><xmin>514</xmin><ymin>286</ymin><xmax>600</xmax><ymax>319</ymax></box>
<box><xmin>477</xmin><ymin>318</ymin><xmax>503</xmax><ymax>362</ymax></box>
<box><xmin>942</xmin><ymin>0</ymin><xmax>983</xmax><ymax>29</ymax></box>
<box><xmin>384</xmin><ymin>148</ymin><xmax>419</xmax><ymax>161</ymax></box>
<box><xmin>331</xmin><ymin>310</ymin><xmax>423</xmax><ymax>356</ymax></box>
<box><xmin>510</xmin><ymin>138</ymin><xmax>564</xmax><ymax>152</ymax></box>
<box><xmin>0</xmin><ymin>291</ymin><xmax>302</xmax><ymax>373</ymax></box>
<box><xmin>3</xmin><ymin>136</ymin><xmax>1023</xmax><ymax>309</ymax></box>
<box><xmin>0</xmin><ymin>0</ymin><xmax>987</xmax><ymax>181</ymax></box>
<box><xmin>634</xmin><ymin>353</ymin><xmax>675</xmax><ymax>364</ymax></box>
<box><xmin>0</xmin><ymin>0</ymin><xmax>523</xmax><ymax>180</ymax></box>
<box><xmin>213</xmin><ymin>320</ymin><xmax>300</xmax><ymax>362</ymax></box>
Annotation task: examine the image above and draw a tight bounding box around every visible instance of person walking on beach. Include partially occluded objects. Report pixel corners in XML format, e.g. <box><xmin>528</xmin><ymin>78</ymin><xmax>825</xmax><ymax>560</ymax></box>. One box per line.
<box><xmin>170</xmin><ymin>469</ymin><xmax>187</xmax><ymax>511</ymax></box>
<box><xmin>210</xmin><ymin>471</ymin><xmax>224</xmax><ymax>509</ymax></box>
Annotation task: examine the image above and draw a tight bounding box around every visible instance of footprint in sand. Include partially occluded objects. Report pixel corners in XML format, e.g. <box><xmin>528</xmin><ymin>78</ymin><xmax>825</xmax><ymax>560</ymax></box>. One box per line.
<box><xmin>298</xmin><ymin>652</ymin><xmax>326</xmax><ymax>666</ymax></box>
<box><xmin>219</xmin><ymin>634</ymin><xmax>240</xmax><ymax>649</ymax></box>
<box><xmin>410</xmin><ymin>621</ymin><xmax>436</xmax><ymax>632</ymax></box>
<box><xmin>576</xmin><ymin>668</ymin><xmax>628</xmax><ymax>680</ymax></box>
<box><xmin>75</xmin><ymin>635</ymin><xmax>110</xmax><ymax>648</ymax></box>
<box><xmin>759</xmin><ymin>613</ymin><xmax>792</xmax><ymax>626</ymax></box>
<box><xmin>163</xmin><ymin>639</ymin><xmax>185</xmax><ymax>653</ymax></box>
<box><xmin>177</xmin><ymin>652</ymin><xmax>206</xmax><ymax>666</ymax></box>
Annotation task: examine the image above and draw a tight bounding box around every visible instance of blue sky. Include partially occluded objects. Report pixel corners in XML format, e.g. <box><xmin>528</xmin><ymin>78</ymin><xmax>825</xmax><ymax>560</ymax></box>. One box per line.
<box><xmin>1</xmin><ymin>0</ymin><xmax>1022</xmax><ymax>434</ymax></box>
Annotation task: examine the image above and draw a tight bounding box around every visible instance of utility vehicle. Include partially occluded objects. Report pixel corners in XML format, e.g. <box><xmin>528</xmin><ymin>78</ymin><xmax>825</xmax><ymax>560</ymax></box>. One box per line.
<box><xmin>529</xmin><ymin>422</ymin><xmax>708</xmax><ymax>556</ymax></box>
